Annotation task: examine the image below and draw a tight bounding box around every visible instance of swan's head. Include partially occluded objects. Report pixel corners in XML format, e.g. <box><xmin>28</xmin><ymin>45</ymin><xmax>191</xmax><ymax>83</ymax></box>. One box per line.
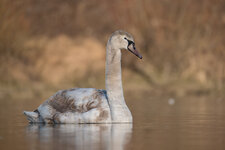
<box><xmin>109</xmin><ymin>30</ymin><xmax>142</xmax><ymax>59</ymax></box>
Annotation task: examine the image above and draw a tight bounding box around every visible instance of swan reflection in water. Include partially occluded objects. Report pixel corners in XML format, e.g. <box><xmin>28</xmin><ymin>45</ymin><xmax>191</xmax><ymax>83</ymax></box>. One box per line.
<box><xmin>26</xmin><ymin>123</ymin><xmax>132</xmax><ymax>150</ymax></box>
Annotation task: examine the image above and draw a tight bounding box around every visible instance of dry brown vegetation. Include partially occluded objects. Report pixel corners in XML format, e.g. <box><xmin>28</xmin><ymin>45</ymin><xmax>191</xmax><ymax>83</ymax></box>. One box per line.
<box><xmin>0</xmin><ymin>0</ymin><xmax>224</xmax><ymax>99</ymax></box>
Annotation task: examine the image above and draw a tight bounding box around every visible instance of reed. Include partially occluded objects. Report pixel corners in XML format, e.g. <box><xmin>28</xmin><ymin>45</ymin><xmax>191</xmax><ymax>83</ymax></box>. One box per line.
<box><xmin>0</xmin><ymin>0</ymin><xmax>224</xmax><ymax>96</ymax></box>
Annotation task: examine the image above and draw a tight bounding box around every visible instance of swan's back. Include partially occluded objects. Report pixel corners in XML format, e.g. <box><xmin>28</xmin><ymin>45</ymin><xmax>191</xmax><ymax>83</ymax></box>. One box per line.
<box><xmin>46</xmin><ymin>88</ymin><xmax>106</xmax><ymax>113</ymax></box>
<box><xmin>24</xmin><ymin>88</ymin><xmax>111</xmax><ymax>124</ymax></box>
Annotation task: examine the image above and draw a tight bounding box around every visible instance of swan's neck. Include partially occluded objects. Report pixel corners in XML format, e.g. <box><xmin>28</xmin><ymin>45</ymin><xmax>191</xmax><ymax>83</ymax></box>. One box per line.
<box><xmin>105</xmin><ymin>42</ymin><xmax>132</xmax><ymax>123</ymax></box>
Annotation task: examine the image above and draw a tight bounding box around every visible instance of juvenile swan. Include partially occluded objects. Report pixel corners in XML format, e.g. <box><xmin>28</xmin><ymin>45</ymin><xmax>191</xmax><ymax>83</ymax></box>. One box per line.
<box><xmin>24</xmin><ymin>30</ymin><xmax>142</xmax><ymax>124</ymax></box>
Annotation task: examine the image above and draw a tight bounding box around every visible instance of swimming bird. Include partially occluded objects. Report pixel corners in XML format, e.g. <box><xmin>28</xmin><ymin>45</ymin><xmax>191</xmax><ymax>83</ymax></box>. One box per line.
<box><xmin>24</xmin><ymin>30</ymin><xmax>142</xmax><ymax>124</ymax></box>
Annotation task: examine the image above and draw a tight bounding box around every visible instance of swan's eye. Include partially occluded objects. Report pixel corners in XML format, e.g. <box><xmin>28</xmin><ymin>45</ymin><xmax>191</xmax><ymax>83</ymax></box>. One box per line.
<box><xmin>124</xmin><ymin>37</ymin><xmax>134</xmax><ymax>46</ymax></box>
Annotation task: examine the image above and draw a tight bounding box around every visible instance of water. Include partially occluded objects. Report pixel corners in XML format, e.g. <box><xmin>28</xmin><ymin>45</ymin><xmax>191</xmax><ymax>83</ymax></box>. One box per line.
<box><xmin>0</xmin><ymin>95</ymin><xmax>225</xmax><ymax>150</ymax></box>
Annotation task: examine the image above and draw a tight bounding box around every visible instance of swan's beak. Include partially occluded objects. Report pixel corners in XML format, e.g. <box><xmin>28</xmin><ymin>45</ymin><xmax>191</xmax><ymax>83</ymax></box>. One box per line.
<box><xmin>128</xmin><ymin>44</ymin><xmax>143</xmax><ymax>59</ymax></box>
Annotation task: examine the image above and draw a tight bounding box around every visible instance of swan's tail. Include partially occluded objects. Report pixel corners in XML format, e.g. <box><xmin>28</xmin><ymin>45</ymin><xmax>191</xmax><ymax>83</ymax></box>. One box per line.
<box><xmin>24</xmin><ymin>110</ymin><xmax>43</xmax><ymax>123</ymax></box>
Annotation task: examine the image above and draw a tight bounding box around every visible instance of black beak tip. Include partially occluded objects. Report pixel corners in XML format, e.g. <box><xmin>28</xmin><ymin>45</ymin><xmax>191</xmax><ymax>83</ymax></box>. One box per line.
<box><xmin>139</xmin><ymin>55</ymin><xmax>143</xmax><ymax>59</ymax></box>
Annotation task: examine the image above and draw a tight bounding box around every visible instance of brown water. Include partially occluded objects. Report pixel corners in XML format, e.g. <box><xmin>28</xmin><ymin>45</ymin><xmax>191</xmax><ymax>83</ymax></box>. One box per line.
<box><xmin>0</xmin><ymin>94</ymin><xmax>225</xmax><ymax>150</ymax></box>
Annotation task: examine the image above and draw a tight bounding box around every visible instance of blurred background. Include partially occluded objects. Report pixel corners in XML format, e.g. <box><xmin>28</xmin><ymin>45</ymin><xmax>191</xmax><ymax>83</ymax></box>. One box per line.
<box><xmin>0</xmin><ymin>0</ymin><xmax>225</xmax><ymax>149</ymax></box>
<box><xmin>0</xmin><ymin>0</ymin><xmax>224</xmax><ymax>100</ymax></box>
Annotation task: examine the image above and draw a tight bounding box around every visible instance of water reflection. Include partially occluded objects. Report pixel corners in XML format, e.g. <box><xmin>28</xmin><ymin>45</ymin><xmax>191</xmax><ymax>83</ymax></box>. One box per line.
<box><xmin>26</xmin><ymin>123</ymin><xmax>132</xmax><ymax>150</ymax></box>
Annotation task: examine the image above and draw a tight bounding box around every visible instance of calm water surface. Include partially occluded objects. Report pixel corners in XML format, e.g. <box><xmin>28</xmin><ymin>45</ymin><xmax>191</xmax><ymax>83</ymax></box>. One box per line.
<box><xmin>0</xmin><ymin>94</ymin><xmax>225</xmax><ymax>150</ymax></box>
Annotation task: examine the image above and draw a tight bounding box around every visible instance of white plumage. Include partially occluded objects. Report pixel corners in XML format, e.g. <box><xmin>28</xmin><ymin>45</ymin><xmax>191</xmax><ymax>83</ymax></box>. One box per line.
<box><xmin>24</xmin><ymin>30</ymin><xmax>142</xmax><ymax>124</ymax></box>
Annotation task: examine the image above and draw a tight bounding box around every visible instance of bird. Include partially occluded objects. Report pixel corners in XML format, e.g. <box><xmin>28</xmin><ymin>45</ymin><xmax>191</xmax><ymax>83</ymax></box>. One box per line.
<box><xmin>24</xmin><ymin>30</ymin><xmax>142</xmax><ymax>124</ymax></box>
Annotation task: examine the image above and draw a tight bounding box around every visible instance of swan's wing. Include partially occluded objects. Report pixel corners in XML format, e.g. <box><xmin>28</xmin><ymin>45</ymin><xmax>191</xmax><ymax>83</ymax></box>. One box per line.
<box><xmin>37</xmin><ymin>88</ymin><xmax>110</xmax><ymax>123</ymax></box>
<box><xmin>46</xmin><ymin>88</ymin><xmax>107</xmax><ymax>113</ymax></box>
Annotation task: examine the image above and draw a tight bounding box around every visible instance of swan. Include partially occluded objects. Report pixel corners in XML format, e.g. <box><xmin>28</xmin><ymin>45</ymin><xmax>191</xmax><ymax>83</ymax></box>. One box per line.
<box><xmin>24</xmin><ymin>30</ymin><xmax>142</xmax><ymax>124</ymax></box>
